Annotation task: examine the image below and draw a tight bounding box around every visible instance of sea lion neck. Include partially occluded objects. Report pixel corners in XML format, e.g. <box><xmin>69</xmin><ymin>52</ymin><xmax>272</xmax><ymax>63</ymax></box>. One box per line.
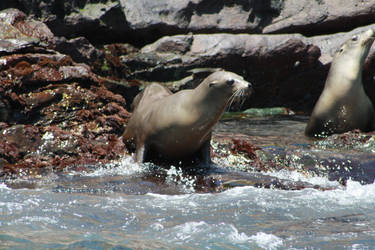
<box><xmin>329</xmin><ymin>57</ymin><xmax>362</xmax><ymax>85</ymax></box>
<box><xmin>189</xmin><ymin>83</ymin><xmax>231</xmax><ymax>113</ymax></box>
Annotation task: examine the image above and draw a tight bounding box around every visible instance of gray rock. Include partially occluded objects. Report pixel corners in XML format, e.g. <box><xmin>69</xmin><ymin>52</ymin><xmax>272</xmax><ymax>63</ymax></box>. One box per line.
<box><xmin>2</xmin><ymin>1</ymin><xmax>375</xmax><ymax>45</ymax></box>
<box><xmin>123</xmin><ymin>33</ymin><xmax>320</xmax><ymax>82</ymax></box>
<box><xmin>55</xmin><ymin>36</ymin><xmax>104</xmax><ymax>65</ymax></box>
<box><xmin>264</xmin><ymin>0</ymin><xmax>375</xmax><ymax>35</ymax></box>
<box><xmin>121</xmin><ymin>33</ymin><xmax>322</xmax><ymax>111</ymax></box>
<box><xmin>305</xmin><ymin>23</ymin><xmax>375</xmax><ymax>65</ymax></box>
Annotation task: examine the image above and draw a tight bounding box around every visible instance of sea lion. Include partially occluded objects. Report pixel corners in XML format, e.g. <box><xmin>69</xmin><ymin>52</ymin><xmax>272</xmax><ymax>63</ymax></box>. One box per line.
<box><xmin>305</xmin><ymin>29</ymin><xmax>375</xmax><ymax>138</ymax></box>
<box><xmin>123</xmin><ymin>70</ymin><xmax>252</xmax><ymax>167</ymax></box>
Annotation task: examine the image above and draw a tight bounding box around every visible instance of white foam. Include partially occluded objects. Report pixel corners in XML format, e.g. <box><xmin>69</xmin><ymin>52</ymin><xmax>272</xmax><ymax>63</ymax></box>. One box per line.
<box><xmin>165</xmin><ymin>166</ymin><xmax>197</xmax><ymax>193</ymax></box>
<box><xmin>78</xmin><ymin>156</ymin><xmax>145</xmax><ymax>177</ymax></box>
<box><xmin>171</xmin><ymin>221</ymin><xmax>208</xmax><ymax>242</ymax></box>
<box><xmin>225</xmin><ymin>224</ymin><xmax>284</xmax><ymax>249</ymax></box>
<box><xmin>167</xmin><ymin>222</ymin><xmax>284</xmax><ymax>249</ymax></box>
<box><xmin>178</xmin><ymin>221</ymin><xmax>207</xmax><ymax>234</ymax></box>
<box><xmin>227</xmin><ymin>224</ymin><xmax>253</xmax><ymax>243</ymax></box>
<box><xmin>323</xmin><ymin>180</ymin><xmax>375</xmax><ymax>206</ymax></box>
<box><xmin>248</xmin><ymin>232</ymin><xmax>284</xmax><ymax>249</ymax></box>
<box><xmin>266</xmin><ymin>170</ymin><xmax>340</xmax><ymax>188</ymax></box>
<box><xmin>10</xmin><ymin>216</ymin><xmax>59</xmax><ymax>225</ymax></box>
<box><xmin>0</xmin><ymin>183</ymin><xmax>10</xmax><ymax>190</ymax></box>
<box><xmin>150</xmin><ymin>222</ymin><xmax>164</xmax><ymax>231</ymax></box>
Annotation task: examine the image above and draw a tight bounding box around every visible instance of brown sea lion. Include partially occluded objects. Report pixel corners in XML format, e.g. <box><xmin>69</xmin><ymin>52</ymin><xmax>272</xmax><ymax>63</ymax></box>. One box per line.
<box><xmin>123</xmin><ymin>70</ymin><xmax>252</xmax><ymax>167</ymax></box>
<box><xmin>305</xmin><ymin>29</ymin><xmax>375</xmax><ymax>138</ymax></box>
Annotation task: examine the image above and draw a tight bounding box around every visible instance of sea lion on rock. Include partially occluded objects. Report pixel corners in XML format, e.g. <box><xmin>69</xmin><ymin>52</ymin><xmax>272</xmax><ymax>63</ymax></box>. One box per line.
<box><xmin>305</xmin><ymin>29</ymin><xmax>375</xmax><ymax>138</ymax></box>
<box><xmin>123</xmin><ymin>70</ymin><xmax>252</xmax><ymax>167</ymax></box>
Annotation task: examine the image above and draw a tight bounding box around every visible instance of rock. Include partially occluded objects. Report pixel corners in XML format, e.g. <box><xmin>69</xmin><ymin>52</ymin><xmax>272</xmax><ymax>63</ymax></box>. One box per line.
<box><xmin>0</xmin><ymin>9</ymin><xmax>130</xmax><ymax>178</ymax></box>
<box><xmin>221</xmin><ymin>108</ymin><xmax>294</xmax><ymax>120</ymax></box>
<box><xmin>1</xmin><ymin>4</ymin><xmax>375</xmax><ymax>189</ymax></box>
<box><xmin>122</xmin><ymin>33</ymin><xmax>322</xmax><ymax>111</ymax></box>
<box><xmin>0</xmin><ymin>8</ymin><xmax>54</xmax><ymax>47</ymax></box>
<box><xmin>2</xmin><ymin>1</ymin><xmax>375</xmax><ymax>46</ymax></box>
<box><xmin>263</xmin><ymin>0</ymin><xmax>375</xmax><ymax>36</ymax></box>
<box><xmin>212</xmin><ymin>130</ymin><xmax>375</xmax><ymax>186</ymax></box>
<box><xmin>55</xmin><ymin>36</ymin><xmax>103</xmax><ymax>65</ymax></box>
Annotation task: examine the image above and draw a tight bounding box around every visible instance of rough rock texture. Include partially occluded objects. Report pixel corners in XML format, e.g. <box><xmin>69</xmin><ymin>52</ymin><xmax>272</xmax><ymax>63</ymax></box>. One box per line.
<box><xmin>0</xmin><ymin>9</ymin><xmax>130</xmax><ymax>177</ymax></box>
<box><xmin>122</xmin><ymin>21</ymin><xmax>375</xmax><ymax>111</ymax></box>
<box><xmin>1</xmin><ymin>1</ymin><xmax>375</xmax><ymax>46</ymax></box>
<box><xmin>1</xmin><ymin>2</ymin><xmax>375</xmax><ymax>111</ymax></box>
<box><xmin>264</xmin><ymin>0</ymin><xmax>375</xmax><ymax>35</ymax></box>
<box><xmin>122</xmin><ymin>33</ymin><xmax>323</xmax><ymax>111</ymax></box>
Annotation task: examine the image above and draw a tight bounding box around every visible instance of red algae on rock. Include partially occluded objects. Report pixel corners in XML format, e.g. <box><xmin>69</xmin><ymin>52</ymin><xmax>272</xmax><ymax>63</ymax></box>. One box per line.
<box><xmin>0</xmin><ymin>9</ymin><xmax>131</xmax><ymax>178</ymax></box>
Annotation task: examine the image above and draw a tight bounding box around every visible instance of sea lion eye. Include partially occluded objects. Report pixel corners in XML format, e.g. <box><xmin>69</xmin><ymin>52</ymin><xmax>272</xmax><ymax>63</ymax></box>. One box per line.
<box><xmin>351</xmin><ymin>35</ymin><xmax>358</xmax><ymax>41</ymax></box>
<box><xmin>226</xmin><ymin>79</ymin><xmax>235</xmax><ymax>86</ymax></box>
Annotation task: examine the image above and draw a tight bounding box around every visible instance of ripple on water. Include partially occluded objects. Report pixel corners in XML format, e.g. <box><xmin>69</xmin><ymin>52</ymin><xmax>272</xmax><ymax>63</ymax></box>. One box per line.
<box><xmin>154</xmin><ymin>221</ymin><xmax>283</xmax><ymax>249</ymax></box>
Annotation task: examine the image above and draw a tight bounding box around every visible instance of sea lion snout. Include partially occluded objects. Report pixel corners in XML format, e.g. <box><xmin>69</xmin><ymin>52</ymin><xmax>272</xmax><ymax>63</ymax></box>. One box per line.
<box><xmin>232</xmin><ymin>77</ymin><xmax>252</xmax><ymax>92</ymax></box>
<box><xmin>363</xmin><ymin>29</ymin><xmax>375</xmax><ymax>42</ymax></box>
<box><xmin>247</xmin><ymin>82</ymin><xmax>253</xmax><ymax>94</ymax></box>
<box><xmin>365</xmin><ymin>29</ymin><xmax>375</xmax><ymax>37</ymax></box>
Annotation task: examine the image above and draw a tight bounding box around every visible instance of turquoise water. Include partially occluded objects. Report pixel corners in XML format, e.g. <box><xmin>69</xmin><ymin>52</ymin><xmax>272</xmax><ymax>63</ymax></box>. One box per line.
<box><xmin>1</xmin><ymin>116</ymin><xmax>375</xmax><ymax>249</ymax></box>
<box><xmin>2</xmin><ymin>177</ymin><xmax>375</xmax><ymax>249</ymax></box>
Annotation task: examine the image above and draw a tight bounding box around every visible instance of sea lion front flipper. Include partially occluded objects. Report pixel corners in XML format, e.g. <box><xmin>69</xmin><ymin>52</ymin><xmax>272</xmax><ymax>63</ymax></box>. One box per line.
<box><xmin>135</xmin><ymin>145</ymin><xmax>147</xmax><ymax>163</ymax></box>
<box><xmin>198</xmin><ymin>137</ymin><xmax>211</xmax><ymax>169</ymax></box>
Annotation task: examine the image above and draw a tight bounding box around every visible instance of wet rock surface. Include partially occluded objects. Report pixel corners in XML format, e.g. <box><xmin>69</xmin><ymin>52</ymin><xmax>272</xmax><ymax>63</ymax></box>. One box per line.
<box><xmin>214</xmin><ymin>118</ymin><xmax>375</xmax><ymax>186</ymax></box>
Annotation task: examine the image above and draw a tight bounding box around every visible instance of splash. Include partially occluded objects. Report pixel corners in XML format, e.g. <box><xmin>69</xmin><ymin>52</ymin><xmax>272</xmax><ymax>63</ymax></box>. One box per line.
<box><xmin>76</xmin><ymin>155</ymin><xmax>145</xmax><ymax>177</ymax></box>
<box><xmin>165</xmin><ymin>166</ymin><xmax>197</xmax><ymax>193</ymax></box>
<box><xmin>248</xmin><ymin>232</ymin><xmax>284</xmax><ymax>249</ymax></box>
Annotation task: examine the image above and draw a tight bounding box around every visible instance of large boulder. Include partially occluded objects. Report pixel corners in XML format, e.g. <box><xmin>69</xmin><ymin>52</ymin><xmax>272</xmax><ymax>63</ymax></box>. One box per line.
<box><xmin>0</xmin><ymin>9</ymin><xmax>130</xmax><ymax>177</ymax></box>
<box><xmin>121</xmin><ymin>21</ymin><xmax>375</xmax><ymax>111</ymax></box>
<box><xmin>264</xmin><ymin>0</ymin><xmax>375</xmax><ymax>35</ymax></box>
<box><xmin>121</xmin><ymin>33</ymin><xmax>322</xmax><ymax>111</ymax></box>
<box><xmin>1</xmin><ymin>1</ymin><xmax>375</xmax><ymax>45</ymax></box>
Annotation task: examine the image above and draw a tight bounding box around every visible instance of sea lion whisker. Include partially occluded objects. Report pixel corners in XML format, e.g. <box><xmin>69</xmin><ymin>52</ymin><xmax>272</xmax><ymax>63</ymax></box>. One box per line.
<box><xmin>227</xmin><ymin>88</ymin><xmax>246</xmax><ymax>111</ymax></box>
<box><xmin>227</xmin><ymin>90</ymin><xmax>240</xmax><ymax>111</ymax></box>
<box><xmin>239</xmin><ymin>90</ymin><xmax>247</xmax><ymax>109</ymax></box>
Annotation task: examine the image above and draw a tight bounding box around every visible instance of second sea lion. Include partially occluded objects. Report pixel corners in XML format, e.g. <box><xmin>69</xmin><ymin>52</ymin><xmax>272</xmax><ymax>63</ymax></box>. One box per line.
<box><xmin>305</xmin><ymin>29</ymin><xmax>375</xmax><ymax>138</ymax></box>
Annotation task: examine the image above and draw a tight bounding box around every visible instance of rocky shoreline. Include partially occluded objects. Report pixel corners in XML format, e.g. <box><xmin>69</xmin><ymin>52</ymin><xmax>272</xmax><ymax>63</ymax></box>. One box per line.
<box><xmin>1</xmin><ymin>1</ymin><xmax>375</xmax><ymax>189</ymax></box>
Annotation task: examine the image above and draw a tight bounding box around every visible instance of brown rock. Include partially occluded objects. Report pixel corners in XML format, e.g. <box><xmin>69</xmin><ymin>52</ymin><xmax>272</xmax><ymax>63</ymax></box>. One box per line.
<box><xmin>0</xmin><ymin>9</ymin><xmax>130</xmax><ymax>177</ymax></box>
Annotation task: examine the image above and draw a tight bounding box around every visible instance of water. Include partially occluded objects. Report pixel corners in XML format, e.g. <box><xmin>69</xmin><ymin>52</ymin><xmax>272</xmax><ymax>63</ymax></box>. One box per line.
<box><xmin>1</xmin><ymin>116</ymin><xmax>375</xmax><ymax>249</ymax></box>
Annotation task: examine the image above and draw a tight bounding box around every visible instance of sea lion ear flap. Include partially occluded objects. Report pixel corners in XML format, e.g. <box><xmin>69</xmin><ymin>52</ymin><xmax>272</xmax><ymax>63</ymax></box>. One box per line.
<box><xmin>336</xmin><ymin>46</ymin><xmax>344</xmax><ymax>54</ymax></box>
<box><xmin>208</xmin><ymin>81</ymin><xmax>218</xmax><ymax>87</ymax></box>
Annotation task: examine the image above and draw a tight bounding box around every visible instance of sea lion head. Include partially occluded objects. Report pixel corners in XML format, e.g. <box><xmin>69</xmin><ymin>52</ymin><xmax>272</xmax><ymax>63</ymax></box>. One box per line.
<box><xmin>334</xmin><ymin>29</ymin><xmax>375</xmax><ymax>66</ymax></box>
<box><xmin>199</xmin><ymin>71</ymin><xmax>253</xmax><ymax>108</ymax></box>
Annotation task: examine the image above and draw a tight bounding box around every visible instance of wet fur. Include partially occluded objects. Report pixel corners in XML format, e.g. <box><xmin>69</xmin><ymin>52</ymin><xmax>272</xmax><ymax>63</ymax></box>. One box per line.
<box><xmin>123</xmin><ymin>71</ymin><xmax>252</xmax><ymax>167</ymax></box>
<box><xmin>305</xmin><ymin>29</ymin><xmax>375</xmax><ymax>138</ymax></box>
